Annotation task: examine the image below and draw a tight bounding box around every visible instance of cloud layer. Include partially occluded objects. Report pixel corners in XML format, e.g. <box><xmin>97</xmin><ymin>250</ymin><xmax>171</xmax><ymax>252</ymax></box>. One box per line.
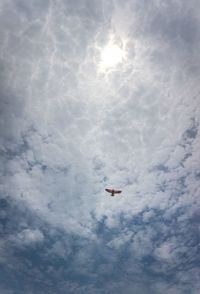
<box><xmin>0</xmin><ymin>0</ymin><xmax>200</xmax><ymax>293</ymax></box>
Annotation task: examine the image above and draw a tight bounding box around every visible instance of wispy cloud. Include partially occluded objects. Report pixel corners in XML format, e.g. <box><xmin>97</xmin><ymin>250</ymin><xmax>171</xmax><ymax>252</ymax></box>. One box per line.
<box><xmin>0</xmin><ymin>0</ymin><xmax>200</xmax><ymax>293</ymax></box>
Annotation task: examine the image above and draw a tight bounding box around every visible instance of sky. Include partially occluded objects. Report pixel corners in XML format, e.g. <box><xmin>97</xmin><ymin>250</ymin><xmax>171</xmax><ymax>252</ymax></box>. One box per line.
<box><xmin>0</xmin><ymin>0</ymin><xmax>200</xmax><ymax>293</ymax></box>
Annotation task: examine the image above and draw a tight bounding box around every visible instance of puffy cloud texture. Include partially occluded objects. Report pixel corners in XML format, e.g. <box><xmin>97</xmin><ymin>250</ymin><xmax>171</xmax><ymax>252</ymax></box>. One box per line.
<box><xmin>0</xmin><ymin>0</ymin><xmax>200</xmax><ymax>293</ymax></box>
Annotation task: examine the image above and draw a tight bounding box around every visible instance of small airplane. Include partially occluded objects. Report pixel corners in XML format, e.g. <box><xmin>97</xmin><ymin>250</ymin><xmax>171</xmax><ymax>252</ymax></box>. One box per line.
<box><xmin>105</xmin><ymin>188</ymin><xmax>122</xmax><ymax>197</ymax></box>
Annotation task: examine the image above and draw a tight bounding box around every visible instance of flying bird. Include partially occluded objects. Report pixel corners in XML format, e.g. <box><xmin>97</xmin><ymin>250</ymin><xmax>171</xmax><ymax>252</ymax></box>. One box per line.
<box><xmin>105</xmin><ymin>188</ymin><xmax>122</xmax><ymax>197</ymax></box>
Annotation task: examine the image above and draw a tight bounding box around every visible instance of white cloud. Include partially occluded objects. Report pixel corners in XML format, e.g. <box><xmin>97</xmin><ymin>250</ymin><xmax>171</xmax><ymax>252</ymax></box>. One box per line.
<box><xmin>130</xmin><ymin>228</ymin><xmax>154</xmax><ymax>258</ymax></box>
<box><xmin>142</xmin><ymin>209</ymin><xmax>155</xmax><ymax>222</ymax></box>
<box><xmin>2</xmin><ymin>2</ymin><xmax>198</xmax><ymax>241</ymax></box>
<box><xmin>154</xmin><ymin>240</ymin><xmax>176</xmax><ymax>260</ymax></box>
<box><xmin>107</xmin><ymin>230</ymin><xmax>132</xmax><ymax>249</ymax></box>
<box><xmin>13</xmin><ymin>229</ymin><xmax>44</xmax><ymax>246</ymax></box>
<box><xmin>0</xmin><ymin>3</ymin><xmax>200</xmax><ymax>288</ymax></box>
<box><xmin>46</xmin><ymin>240</ymin><xmax>71</xmax><ymax>259</ymax></box>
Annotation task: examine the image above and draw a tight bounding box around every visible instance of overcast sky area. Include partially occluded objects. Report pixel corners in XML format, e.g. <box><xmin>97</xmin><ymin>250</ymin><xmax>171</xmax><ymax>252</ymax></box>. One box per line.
<box><xmin>0</xmin><ymin>0</ymin><xmax>200</xmax><ymax>293</ymax></box>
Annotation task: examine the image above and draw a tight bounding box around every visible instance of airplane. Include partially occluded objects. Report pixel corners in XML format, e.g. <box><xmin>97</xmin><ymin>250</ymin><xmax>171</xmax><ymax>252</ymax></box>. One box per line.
<box><xmin>105</xmin><ymin>188</ymin><xmax>122</xmax><ymax>197</ymax></box>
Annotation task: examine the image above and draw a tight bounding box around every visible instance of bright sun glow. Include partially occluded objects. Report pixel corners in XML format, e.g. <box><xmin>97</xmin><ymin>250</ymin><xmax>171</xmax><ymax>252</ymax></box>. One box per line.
<box><xmin>100</xmin><ymin>43</ymin><xmax>125</xmax><ymax>69</ymax></box>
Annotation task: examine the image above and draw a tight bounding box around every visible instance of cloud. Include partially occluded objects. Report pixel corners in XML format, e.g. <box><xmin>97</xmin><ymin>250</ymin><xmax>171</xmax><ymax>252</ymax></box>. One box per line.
<box><xmin>14</xmin><ymin>228</ymin><xmax>44</xmax><ymax>246</ymax></box>
<box><xmin>46</xmin><ymin>240</ymin><xmax>72</xmax><ymax>259</ymax></box>
<box><xmin>154</xmin><ymin>239</ymin><xmax>177</xmax><ymax>261</ymax></box>
<box><xmin>0</xmin><ymin>0</ymin><xmax>200</xmax><ymax>293</ymax></box>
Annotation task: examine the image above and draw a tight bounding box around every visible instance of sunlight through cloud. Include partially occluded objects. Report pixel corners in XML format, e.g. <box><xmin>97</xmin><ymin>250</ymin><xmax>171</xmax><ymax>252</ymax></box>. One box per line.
<box><xmin>99</xmin><ymin>40</ymin><xmax>126</xmax><ymax>70</ymax></box>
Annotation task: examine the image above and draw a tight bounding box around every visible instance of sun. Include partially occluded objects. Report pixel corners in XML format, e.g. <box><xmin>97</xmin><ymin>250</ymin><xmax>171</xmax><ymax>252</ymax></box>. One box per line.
<box><xmin>99</xmin><ymin>42</ymin><xmax>125</xmax><ymax>70</ymax></box>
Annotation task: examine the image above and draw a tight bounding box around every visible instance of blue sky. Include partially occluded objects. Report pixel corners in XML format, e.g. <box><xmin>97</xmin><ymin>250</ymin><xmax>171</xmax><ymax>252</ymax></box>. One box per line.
<box><xmin>0</xmin><ymin>0</ymin><xmax>200</xmax><ymax>293</ymax></box>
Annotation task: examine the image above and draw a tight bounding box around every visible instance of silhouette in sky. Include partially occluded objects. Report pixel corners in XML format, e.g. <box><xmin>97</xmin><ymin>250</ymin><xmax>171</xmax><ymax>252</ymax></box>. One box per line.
<box><xmin>105</xmin><ymin>188</ymin><xmax>122</xmax><ymax>197</ymax></box>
